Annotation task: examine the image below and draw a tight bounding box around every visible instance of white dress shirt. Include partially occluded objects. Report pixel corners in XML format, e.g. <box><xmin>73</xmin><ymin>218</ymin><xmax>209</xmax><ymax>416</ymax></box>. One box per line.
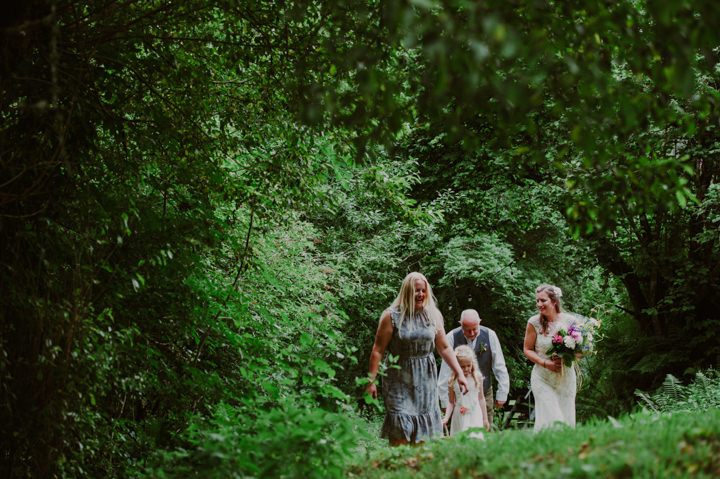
<box><xmin>437</xmin><ymin>327</ymin><xmax>510</xmax><ymax>407</ymax></box>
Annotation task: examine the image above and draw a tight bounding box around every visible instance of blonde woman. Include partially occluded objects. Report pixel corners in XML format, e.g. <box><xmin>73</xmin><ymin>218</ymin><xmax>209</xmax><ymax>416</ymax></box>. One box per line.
<box><xmin>442</xmin><ymin>345</ymin><xmax>490</xmax><ymax>437</ymax></box>
<box><xmin>366</xmin><ymin>272</ymin><xmax>468</xmax><ymax>446</ymax></box>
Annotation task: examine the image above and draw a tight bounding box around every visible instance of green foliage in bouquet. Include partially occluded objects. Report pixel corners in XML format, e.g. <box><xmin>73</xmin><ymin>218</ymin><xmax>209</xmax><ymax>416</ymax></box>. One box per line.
<box><xmin>546</xmin><ymin>318</ymin><xmax>601</xmax><ymax>367</ymax></box>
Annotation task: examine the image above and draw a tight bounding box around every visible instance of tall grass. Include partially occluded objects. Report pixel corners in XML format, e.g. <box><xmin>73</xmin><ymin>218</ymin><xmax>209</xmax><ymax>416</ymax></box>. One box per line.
<box><xmin>348</xmin><ymin>410</ymin><xmax>720</xmax><ymax>478</ymax></box>
<box><xmin>348</xmin><ymin>368</ymin><xmax>720</xmax><ymax>478</ymax></box>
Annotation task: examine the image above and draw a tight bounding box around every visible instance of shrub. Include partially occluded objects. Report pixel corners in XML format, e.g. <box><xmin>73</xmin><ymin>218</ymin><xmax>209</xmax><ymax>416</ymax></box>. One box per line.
<box><xmin>635</xmin><ymin>368</ymin><xmax>720</xmax><ymax>413</ymax></box>
<box><xmin>136</xmin><ymin>401</ymin><xmax>367</xmax><ymax>479</ymax></box>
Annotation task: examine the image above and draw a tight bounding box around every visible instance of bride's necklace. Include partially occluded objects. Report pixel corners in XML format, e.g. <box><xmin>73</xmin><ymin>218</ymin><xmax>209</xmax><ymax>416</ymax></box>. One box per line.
<box><xmin>544</xmin><ymin>314</ymin><xmax>559</xmax><ymax>334</ymax></box>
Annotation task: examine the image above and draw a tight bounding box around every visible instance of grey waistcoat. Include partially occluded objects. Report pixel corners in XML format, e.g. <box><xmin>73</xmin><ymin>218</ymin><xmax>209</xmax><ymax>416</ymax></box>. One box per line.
<box><xmin>452</xmin><ymin>327</ymin><xmax>492</xmax><ymax>393</ymax></box>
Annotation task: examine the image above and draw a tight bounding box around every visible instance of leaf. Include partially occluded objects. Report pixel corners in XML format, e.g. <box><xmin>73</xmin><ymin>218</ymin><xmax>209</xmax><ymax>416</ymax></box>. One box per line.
<box><xmin>676</xmin><ymin>190</ymin><xmax>687</xmax><ymax>208</ymax></box>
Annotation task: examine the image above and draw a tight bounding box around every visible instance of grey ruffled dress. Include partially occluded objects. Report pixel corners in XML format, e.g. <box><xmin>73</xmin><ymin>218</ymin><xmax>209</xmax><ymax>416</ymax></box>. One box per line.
<box><xmin>380</xmin><ymin>307</ymin><xmax>443</xmax><ymax>443</ymax></box>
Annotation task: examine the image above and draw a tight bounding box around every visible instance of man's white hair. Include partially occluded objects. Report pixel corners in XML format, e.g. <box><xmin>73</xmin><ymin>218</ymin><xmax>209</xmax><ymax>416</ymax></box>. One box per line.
<box><xmin>460</xmin><ymin>309</ymin><xmax>480</xmax><ymax>324</ymax></box>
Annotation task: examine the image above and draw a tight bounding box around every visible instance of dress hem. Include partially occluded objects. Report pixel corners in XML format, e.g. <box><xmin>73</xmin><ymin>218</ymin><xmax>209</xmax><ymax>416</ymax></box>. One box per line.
<box><xmin>380</xmin><ymin>411</ymin><xmax>442</xmax><ymax>443</ymax></box>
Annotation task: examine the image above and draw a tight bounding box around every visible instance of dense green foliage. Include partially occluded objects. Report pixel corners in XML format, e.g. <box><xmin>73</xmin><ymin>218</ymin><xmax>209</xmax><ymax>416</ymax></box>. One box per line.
<box><xmin>2</xmin><ymin>0</ymin><xmax>720</xmax><ymax>477</ymax></box>
<box><xmin>635</xmin><ymin>369</ymin><xmax>720</xmax><ymax>414</ymax></box>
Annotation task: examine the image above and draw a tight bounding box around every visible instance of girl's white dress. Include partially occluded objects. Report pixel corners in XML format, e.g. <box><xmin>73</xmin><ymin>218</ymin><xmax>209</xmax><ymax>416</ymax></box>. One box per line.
<box><xmin>449</xmin><ymin>377</ymin><xmax>485</xmax><ymax>439</ymax></box>
<box><xmin>528</xmin><ymin>313</ymin><xmax>577</xmax><ymax>432</ymax></box>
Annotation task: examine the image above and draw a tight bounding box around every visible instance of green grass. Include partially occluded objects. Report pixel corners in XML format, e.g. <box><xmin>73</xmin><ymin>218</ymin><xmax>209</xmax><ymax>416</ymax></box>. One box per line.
<box><xmin>347</xmin><ymin>409</ymin><xmax>720</xmax><ymax>478</ymax></box>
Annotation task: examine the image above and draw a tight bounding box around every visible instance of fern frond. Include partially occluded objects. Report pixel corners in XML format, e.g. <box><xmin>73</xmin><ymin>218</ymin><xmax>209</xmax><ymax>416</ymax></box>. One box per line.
<box><xmin>634</xmin><ymin>368</ymin><xmax>720</xmax><ymax>413</ymax></box>
<box><xmin>634</xmin><ymin>390</ymin><xmax>660</xmax><ymax>413</ymax></box>
<box><xmin>695</xmin><ymin>371</ymin><xmax>710</xmax><ymax>392</ymax></box>
<box><xmin>661</xmin><ymin>374</ymin><xmax>683</xmax><ymax>402</ymax></box>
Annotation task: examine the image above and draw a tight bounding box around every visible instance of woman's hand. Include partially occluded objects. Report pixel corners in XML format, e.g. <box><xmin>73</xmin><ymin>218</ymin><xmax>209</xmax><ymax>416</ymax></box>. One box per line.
<box><xmin>544</xmin><ymin>356</ymin><xmax>563</xmax><ymax>373</ymax></box>
<box><xmin>434</xmin><ymin>316</ymin><xmax>469</xmax><ymax>396</ymax></box>
<box><xmin>365</xmin><ymin>382</ymin><xmax>378</xmax><ymax>399</ymax></box>
<box><xmin>484</xmin><ymin>420</ymin><xmax>491</xmax><ymax>431</ymax></box>
<box><xmin>456</xmin><ymin>374</ymin><xmax>469</xmax><ymax>394</ymax></box>
<box><xmin>442</xmin><ymin>415</ymin><xmax>450</xmax><ymax>427</ymax></box>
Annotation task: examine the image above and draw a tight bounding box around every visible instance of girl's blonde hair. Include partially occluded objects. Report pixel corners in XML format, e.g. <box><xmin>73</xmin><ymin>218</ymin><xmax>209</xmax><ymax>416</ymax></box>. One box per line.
<box><xmin>390</xmin><ymin>272</ymin><xmax>441</xmax><ymax>333</ymax></box>
<box><xmin>449</xmin><ymin>345</ymin><xmax>483</xmax><ymax>390</ymax></box>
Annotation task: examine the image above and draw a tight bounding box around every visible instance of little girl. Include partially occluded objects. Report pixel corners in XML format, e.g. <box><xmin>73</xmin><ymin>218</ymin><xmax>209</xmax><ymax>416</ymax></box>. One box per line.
<box><xmin>442</xmin><ymin>345</ymin><xmax>490</xmax><ymax>438</ymax></box>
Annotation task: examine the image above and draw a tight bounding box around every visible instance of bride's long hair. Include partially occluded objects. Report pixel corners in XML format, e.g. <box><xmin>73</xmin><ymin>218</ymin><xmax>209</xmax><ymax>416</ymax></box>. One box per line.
<box><xmin>536</xmin><ymin>283</ymin><xmax>563</xmax><ymax>335</ymax></box>
<box><xmin>390</xmin><ymin>272</ymin><xmax>441</xmax><ymax>333</ymax></box>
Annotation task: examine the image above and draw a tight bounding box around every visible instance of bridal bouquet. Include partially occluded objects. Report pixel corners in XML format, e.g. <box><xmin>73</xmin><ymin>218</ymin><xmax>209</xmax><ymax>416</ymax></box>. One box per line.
<box><xmin>547</xmin><ymin>317</ymin><xmax>600</xmax><ymax>367</ymax></box>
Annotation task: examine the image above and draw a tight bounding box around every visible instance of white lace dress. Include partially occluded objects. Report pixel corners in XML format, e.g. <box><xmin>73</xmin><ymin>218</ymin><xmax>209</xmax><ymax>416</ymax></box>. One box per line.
<box><xmin>449</xmin><ymin>378</ymin><xmax>485</xmax><ymax>439</ymax></box>
<box><xmin>529</xmin><ymin>313</ymin><xmax>577</xmax><ymax>432</ymax></box>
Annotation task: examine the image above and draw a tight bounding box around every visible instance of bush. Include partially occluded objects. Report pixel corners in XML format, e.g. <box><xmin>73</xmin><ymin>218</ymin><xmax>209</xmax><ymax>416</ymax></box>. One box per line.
<box><xmin>136</xmin><ymin>401</ymin><xmax>368</xmax><ymax>479</ymax></box>
<box><xmin>635</xmin><ymin>368</ymin><xmax>720</xmax><ymax>413</ymax></box>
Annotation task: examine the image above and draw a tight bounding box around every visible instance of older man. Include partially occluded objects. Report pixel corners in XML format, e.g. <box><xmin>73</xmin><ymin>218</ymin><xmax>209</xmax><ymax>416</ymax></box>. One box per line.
<box><xmin>437</xmin><ymin>309</ymin><xmax>510</xmax><ymax>428</ymax></box>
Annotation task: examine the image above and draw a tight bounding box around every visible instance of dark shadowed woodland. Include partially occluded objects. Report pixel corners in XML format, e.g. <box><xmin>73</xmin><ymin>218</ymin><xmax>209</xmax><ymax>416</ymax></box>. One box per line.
<box><xmin>2</xmin><ymin>1</ymin><xmax>720</xmax><ymax>477</ymax></box>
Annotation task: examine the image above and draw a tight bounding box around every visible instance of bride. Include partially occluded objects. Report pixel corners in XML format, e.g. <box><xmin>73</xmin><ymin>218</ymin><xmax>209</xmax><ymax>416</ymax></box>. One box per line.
<box><xmin>523</xmin><ymin>284</ymin><xmax>577</xmax><ymax>431</ymax></box>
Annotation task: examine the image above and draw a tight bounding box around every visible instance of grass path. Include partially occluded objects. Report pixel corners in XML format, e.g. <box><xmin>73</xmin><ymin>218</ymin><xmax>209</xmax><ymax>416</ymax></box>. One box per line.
<box><xmin>348</xmin><ymin>408</ymin><xmax>720</xmax><ymax>478</ymax></box>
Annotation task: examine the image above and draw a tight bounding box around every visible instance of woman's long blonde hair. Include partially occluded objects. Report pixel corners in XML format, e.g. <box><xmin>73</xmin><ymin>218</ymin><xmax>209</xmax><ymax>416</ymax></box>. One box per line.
<box><xmin>449</xmin><ymin>345</ymin><xmax>483</xmax><ymax>390</ymax></box>
<box><xmin>390</xmin><ymin>272</ymin><xmax>441</xmax><ymax>333</ymax></box>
